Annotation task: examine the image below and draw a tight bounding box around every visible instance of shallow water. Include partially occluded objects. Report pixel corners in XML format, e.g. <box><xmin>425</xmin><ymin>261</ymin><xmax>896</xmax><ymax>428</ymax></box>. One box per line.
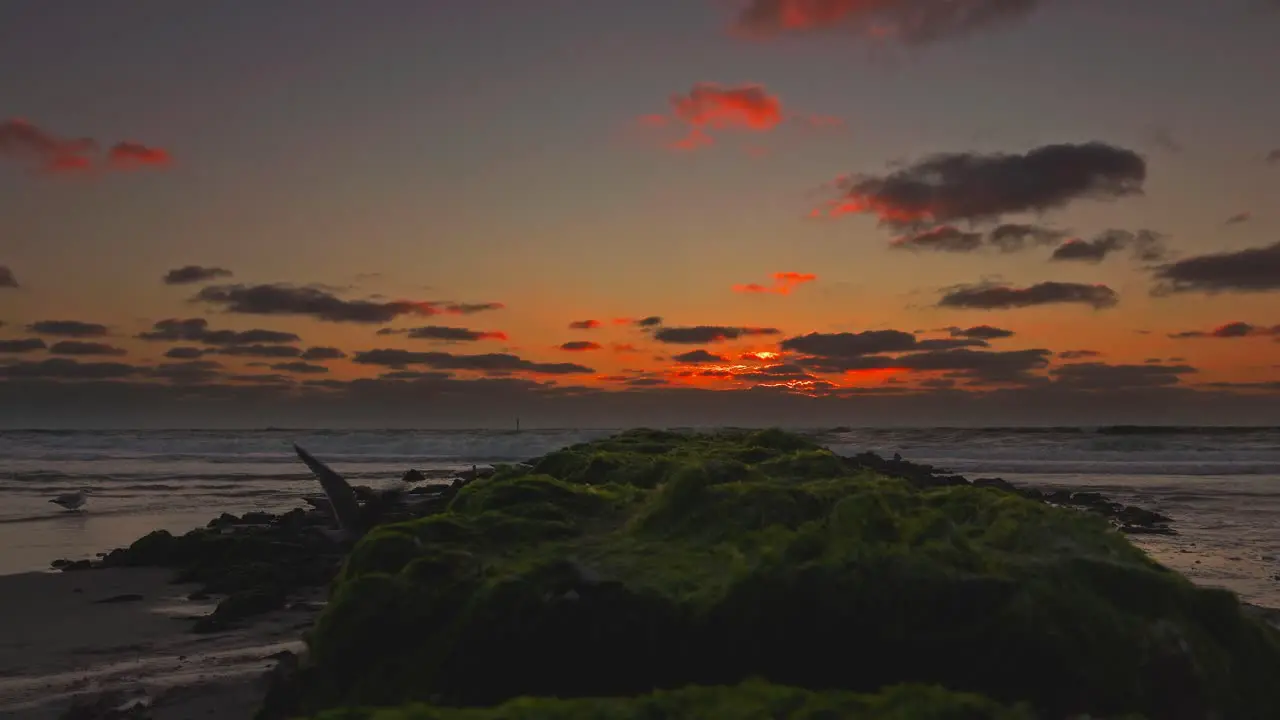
<box><xmin>2</xmin><ymin>427</ymin><xmax>1278</xmax><ymax>604</ymax></box>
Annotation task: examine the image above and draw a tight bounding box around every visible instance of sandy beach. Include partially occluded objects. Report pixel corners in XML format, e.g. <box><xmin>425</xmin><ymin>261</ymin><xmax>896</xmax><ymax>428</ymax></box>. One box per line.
<box><xmin>0</xmin><ymin>568</ymin><xmax>319</xmax><ymax>719</ymax></box>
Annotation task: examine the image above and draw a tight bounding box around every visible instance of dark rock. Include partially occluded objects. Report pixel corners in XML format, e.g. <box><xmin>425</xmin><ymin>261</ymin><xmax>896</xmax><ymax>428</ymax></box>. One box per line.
<box><xmin>401</xmin><ymin>469</ymin><xmax>426</xmax><ymax>484</ymax></box>
<box><xmin>1118</xmin><ymin>505</ymin><xmax>1173</xmax><ymax>526</ymax></box>
<box><xmin>93</xmin><ymin>593</ymin><xmax>144</xmax><ymax>604</ymax></box>
<box><xmin>1071</xmin><ymin>492</ymin><xmax>1108</xmax><ymax>506</ymax></box>
<box><xmin>58</xmin><ymin>560</ymin><xmax>94</xmax><ymax>572</ymax></box>
<box><xmin>257</xmin><ymin>650</ymin><xmax>302</xmax><ymax>720</ymax></box>
<box><xmin>241</xmin><ymin>511</ymin><xmax>275</xmax><ymax>525</ymax></box>
<box><xmin>193</xmin><ymin>586</ymin><xmax>287</xmax><ymax>633</ymax></box>
<box><xmin>208</xmin><ymin>512</ymin><xmax>242</xmax><ymax>528</ymax></box>
<box><xmin>275</xmin><ymin>508</ymin><xmax>309</xmax><ymax>531</ymax></box>
<box><xmin>973</xmin><ymin>477</ymin><xmax>1017</xmax><ymax>493</ymax></box>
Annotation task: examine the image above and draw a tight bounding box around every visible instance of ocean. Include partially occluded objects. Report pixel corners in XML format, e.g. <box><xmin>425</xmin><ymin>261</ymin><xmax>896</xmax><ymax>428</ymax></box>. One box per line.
<box><xmin>3</xmin><ymin>427</ymin><xmax>1279</xmax><ymax>606</ymax></box>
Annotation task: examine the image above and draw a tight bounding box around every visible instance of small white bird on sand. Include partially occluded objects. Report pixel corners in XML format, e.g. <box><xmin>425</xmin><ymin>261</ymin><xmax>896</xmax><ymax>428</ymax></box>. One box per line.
<box><xmin>50</xmin><ymin>489</ymin><xmax>89</xmax><ymax>511</ymax></box>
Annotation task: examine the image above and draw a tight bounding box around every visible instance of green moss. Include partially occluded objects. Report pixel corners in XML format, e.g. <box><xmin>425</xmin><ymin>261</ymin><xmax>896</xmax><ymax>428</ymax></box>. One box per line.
<box><xmin>310</xmin><ymin>681</ymin><xmax>1041</xmax><ymax>719</ymax></box>
<box><xmin>288</xmin><ymin>430</ymin><xmax>1280</xmax><ymax>720</ymax></box>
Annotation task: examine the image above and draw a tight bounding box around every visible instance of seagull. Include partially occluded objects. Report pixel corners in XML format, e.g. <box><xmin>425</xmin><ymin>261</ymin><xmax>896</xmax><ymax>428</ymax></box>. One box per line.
<box><xmin>50</xmin><ymin>489</ymin><xmax>90</xmax><ymax>511</ymax></box>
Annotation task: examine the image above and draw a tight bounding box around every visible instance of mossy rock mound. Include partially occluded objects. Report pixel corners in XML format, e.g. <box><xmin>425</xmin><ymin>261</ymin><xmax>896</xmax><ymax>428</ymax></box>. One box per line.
<box><xmin>309</xmin><ymin>681</ymin><xmax>1042</xmax><ymax>719</ymax></box>
<box><xmin>287</xmin><ymin>429</ymin><xmax>1280</xmax><ymax>719</ymax></box>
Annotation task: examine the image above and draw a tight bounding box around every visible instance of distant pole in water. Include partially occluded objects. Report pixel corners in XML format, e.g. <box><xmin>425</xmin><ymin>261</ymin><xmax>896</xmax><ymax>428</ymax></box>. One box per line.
<box><xmin>516</xmin><ymin>417</ymin><xmax>521</xmax><ymax>433</ymax></box>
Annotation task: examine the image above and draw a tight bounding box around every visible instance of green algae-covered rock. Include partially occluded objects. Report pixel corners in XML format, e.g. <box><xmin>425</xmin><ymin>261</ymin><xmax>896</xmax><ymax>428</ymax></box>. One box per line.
<box><xmin>310</xmin><ymin>681</ymin><xmax>1040</xmax><ymax>719</ymax></box>
<box><xmin>287</xmin><ymin>429</ymin><xmax>1280</xmax><ymax>719</ymax></box>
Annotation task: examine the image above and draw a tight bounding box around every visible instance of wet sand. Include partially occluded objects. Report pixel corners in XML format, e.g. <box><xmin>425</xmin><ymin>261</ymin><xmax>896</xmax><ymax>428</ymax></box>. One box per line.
<box><xmin>0</xmin><ymin>568</ymin><xmax>317</xmax><ymax>719</ymax></box>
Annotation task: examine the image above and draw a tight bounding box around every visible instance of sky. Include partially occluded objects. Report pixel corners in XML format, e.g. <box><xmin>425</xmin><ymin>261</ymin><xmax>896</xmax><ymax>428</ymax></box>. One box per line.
<box><xmin>1</xmin><ymin>0</ymin><xmax>1279</xmax><ymax>428</ymax></box>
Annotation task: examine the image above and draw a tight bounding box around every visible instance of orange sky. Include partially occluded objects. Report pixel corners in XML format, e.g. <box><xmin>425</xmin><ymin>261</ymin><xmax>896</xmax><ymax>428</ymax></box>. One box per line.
<box><xmin>1</xmin><ymin>1</ymin><xmax>1278</xmax><ymax>427</ymax></box>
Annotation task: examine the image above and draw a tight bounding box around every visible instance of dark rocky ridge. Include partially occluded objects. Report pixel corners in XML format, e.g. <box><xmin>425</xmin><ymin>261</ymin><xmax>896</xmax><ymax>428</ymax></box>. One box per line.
<box><xmin>52</xmin><ymin>435</ymin><xmax>1172</xmax><ymax>635</ymax></box>
<box><xmin>269</xmin><ymin>428</ymin><xmax>1280</xmax><ymax>719</ymax></box>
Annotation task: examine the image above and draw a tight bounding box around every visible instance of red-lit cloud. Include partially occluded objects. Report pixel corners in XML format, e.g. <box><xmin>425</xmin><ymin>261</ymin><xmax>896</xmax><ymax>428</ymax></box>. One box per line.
<box><xmin>0</xmin><ymin>119</ymin><xmax>97</xmax><ymax>173</ymax></box>
<box><xmin>642</xmin><ymin>83</ymin><xmax>784</xmax><ymax>151</ymax></box>
<box><xmin>731</xmin><ymin>0</ymin><xmax>1043</xmax><ymax>46</ymax></box>
<box><xmin>108</xmin><ymin>142</ymin><xmax>172</xmax><ymax>169</ymax></box>
<box><xmin>733</xmin><ymin>271</ymin><xmax>818</xmax><ymax>295</ymax></box>
<box><xmin>0</xmin><ymin>119</ymin><xmax>170</xmax><ymax>175</ymax></box>
<box><xmin>611</xmin><ymin>343</ymin><xmax>642</xmax><ymax>354</ymax></box>
<box><xmin>569</xmin><ymin>319</ymin><xmax>602</xmax><ymax>330</ymax></box>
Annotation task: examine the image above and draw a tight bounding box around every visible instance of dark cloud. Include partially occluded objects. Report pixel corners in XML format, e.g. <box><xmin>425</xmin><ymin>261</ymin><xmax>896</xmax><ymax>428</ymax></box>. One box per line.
<box><xmin>1146</xmin><ymin>126</ymin><xmax>1182</xmax><ymax>154</ymax></box>
<box><xmin>376</xmin><ymin>371</ymin><xmax>455</xmax><ymax>382</ymax></box>
<box><xmin>891</xmin><ymin>224</ymin><xmax>1077</xmax><ymax>255</ymax></box>
<box><xmin>1051</xmin><ymin>362</ymin><xmax>1196</xmax><ymax>390</ymax></box>
<box><xmin>914</xmin><ymin>338</ymin><xmax>990</xmax><ymax>351</ymax></box>
<box><xmin>193</xmin><ymin>283</ymin><xmax>503</xmax><ymax>324</ymax></box>
<box><xmin>1225</xmin><ymin>212</ymin><xmax>1252</xmax><ymax>226</ymax></box>
<box><xmin>164</xmin><ymin>347</ymin><xmax>206</xmax><ymax>360</ymax></box>
<box><xmin>351</xmin><ymin>349</ymin><xmax>593</xmax><ymax>375</ymax></box>
<box><xmin>48</xmin><ymin>341</ymin><xmax>127</xmax><ymax>357</ymax></box>
<box><xmin>559</xmin><ymin>341</ymin><xmax>602</xmax><ymax>352</ymax></box>
<box><xmin>227</xmin><ymin>373</ymin><xmax>294</xmax><ymax>385</ymax></box>
<box><xmin>150</xmin><ymin>360</ymin><xmax>223</xmax><ymax>385</ymax></box>
<box><xmin>0</xmin><ymin>358</ymin><xmax>137</xmax><ymax>380</ymax></box>
<box><xmin>163</xmin><ymin>265</ymin><xmax>233</xmax><ymax>285</ymax></box>
<box><xmin>781</xmin><ymin>330</ymin><xmax>994</xmax><ymax>365</ymax></box>
<box><xmin>376</xmin><ymin>326</ymin><xmax>507</xmax><ymax>342</ymax></box>
<box><xmin>987</xmin><ymin>224</ymin><xmax>1068</xmax><ymax>253</ymax></box>
<box><xmin>0</xmin><ymin>338</ymin><xmax>47</xmax><ymax>354</ymax></box>
<box><xmin>26</xmin><ymin>320</ymin><xmax>110</xmax><ymax>338</ymax></box>
<box><xmin>300</xmin><ymin>347</ymin><xmax>347</xmax><ymax>361</ymax></box>
<box><xmin>1050</xmin><ymin>229</ymin><xmax>1166</xmax><ymax>264</ymax></box>
<box><xmin>0</xmin><ymin>266</ymin><xmax>17</xmax><ymax>289</ymax></box>
<box><xmin>136</xmin><ymin>318</ymin><xmax>300</xmax><ymax>345</ymax></box>
<box><xmin>732</xmin><ymin>0</ymin><xmax>1043</xmax><ymax>45</ymax></box>
<box><xmin>634</xmin><ymin>316</ymin><xmax>664</xmax><ymax>328</ymax></box>
<box><xmin>441</xmin><ymin>302</ymin><xmax>505</xmax><ymax>314</ymax></box>
<box><xmin>1058</xmin><ymin>350</ymin><xmax>1102</xmax><ymax>360</ymax></box>
<box><xmin>893</xmin><ymin>348</ymin><xmax>1052</xmax><ymax>382</ymax></box>
<box><xmin>1168</xmin><ymin>322</ymin><xmax>1279</xmax><ymax>339</ymax></box>
<box><xmin>1205</xmin><ymin>381</ymin><xmax>1280</xmax><ymax>392</ymax></box>
<box><xmin>782</xmin><ymin>330</ymin><xmax>918</xmax><ymax>357</ymax></box>
<box><xmin>1151</xmin><ymin>242</ymin><xmax>1280</xmax><ymax>294</ymax></box>
<box><xmin>569</xmin><ymin>320</ymin><xmax>602</xmax><ymax>330</ymax></box>
<box><xmin>652</xmin><ymin>326</ymin><xmax>781</xmax><ymax>344</ymax></box>
<box><xmin>950</xmin><ymin>325</ymin><xmax>1015</xmax><ymax>340</ymax></box>
<box><xmin>822</xmin><ymin>142</ymin><xmax>1146</xmax><ymax>228</ymax></box>
<box><xmin>213</xmin><ymin>345</ymin><xmax>303</xmax><ymax>359</ymax></box>
<box><xmin>939</xmin><ymin>281</ymin><xmax>1119</xmax><ymax>310</ymax></box>
<box><xmin>785</xmin><ymin>339</ymin><xmax>1052</xmax><ymax>382</ymax></box>
<box><xmin>1267</xmin><ymin>149</ymin><xmax>1280</xmax><ymax>164</ymax></box>
<box><xmin>270</xmin><ymin>361</ymin><xmax>329</xmax><ymax>375</ymax></box>
<box><xmin>890</xmin><ymin>226</ymin><xmax>983</xmax><ymax>252</ymax></box>
<box><xmin>672</xmin><ymin>350</ymin><xmax>728</xmax><ymax>364</ymax></box>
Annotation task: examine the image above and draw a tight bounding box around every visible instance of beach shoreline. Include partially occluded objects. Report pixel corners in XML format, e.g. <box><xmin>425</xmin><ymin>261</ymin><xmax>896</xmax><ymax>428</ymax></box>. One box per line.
<box><xmin>0</xmin><ymin>568</ymin><xmax>320</xmax><ymax>719</ymax></box>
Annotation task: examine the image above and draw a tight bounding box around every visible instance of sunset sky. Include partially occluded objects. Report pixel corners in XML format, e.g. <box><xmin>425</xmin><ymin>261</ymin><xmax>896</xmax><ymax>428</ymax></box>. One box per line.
<box><xmin>2</xmin><ymin>0</ymin><xmax>1279</xmax><ymax>428</ymax></box>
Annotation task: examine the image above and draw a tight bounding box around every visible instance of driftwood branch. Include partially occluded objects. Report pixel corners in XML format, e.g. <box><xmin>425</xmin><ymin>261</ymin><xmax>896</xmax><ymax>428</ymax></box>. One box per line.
<box><xmin>293</xmin><ymin>444</ymin><xmax>362</xmax><ymax>532</ymax></box>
